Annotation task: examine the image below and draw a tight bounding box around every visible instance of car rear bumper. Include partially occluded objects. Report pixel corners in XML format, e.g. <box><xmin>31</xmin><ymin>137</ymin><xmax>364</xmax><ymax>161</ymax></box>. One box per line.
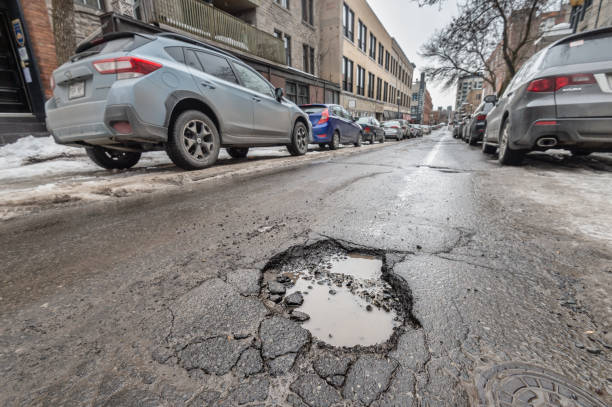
<box><xmin>513</xmin><ymin>117</ymin><xmax>612</xmax><ymax>151</ymax></box>
<box><xmin>311</xmin><ymin>122</ymin><xmax>332</xmax><ymax>143</ymax></box>
<box><xmin>46</xmin><ymin>100</ymin><xmax>167</xmax><ymax>147</ymax></box>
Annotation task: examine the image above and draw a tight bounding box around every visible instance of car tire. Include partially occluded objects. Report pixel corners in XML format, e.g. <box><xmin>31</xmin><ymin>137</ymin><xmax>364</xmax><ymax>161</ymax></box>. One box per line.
<box><xmin>329</xmin><ymin>131</ymin><xmax>340</xmax><ymax>150</ymax></box>
<box><xmin>354</xmin><ymin>132</ymin><xmax>362</xmax><ymax>147</ymax></box>
<box><xmin>166</xmin><ymin>110</ymin><xmax>220</xmax><ymax>170</ymax></box>
<box><xmin>226</xmin><ymin>147</ymin><xmax>249</xmax><ymax>159</ymax></box>
<box><xmin>86</xmin><ymin>147</ymin><xmax>141</xmax><ymax>170</ymax></box>
<box><xmin>498</xmin><ymin>120</ymin><xmax>525</xmax><ymax>165</ymax></box>
<box><xmin>287</xmin><ymin>121</ymin><xmax>309</xmax><ymax>156</ymax></box>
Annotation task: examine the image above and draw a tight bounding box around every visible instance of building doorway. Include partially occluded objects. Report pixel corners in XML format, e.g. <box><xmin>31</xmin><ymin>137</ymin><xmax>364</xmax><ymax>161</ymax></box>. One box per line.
<box><xmin>0</xmin><ymin>10</ymin><xmax>30</xmax><ymax>113</ymax></box>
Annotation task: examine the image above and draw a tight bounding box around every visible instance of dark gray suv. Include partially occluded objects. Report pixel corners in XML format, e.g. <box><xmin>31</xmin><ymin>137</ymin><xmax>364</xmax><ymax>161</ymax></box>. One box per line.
<box><xmin>483</xmin><ymin>27</ymin><xmax>612</xmax><ymax>165</ymax></box>
<box><xmin>45</xmin><ymin>32</ymin><xmax>312</xmax><ymax>170</ymax></box>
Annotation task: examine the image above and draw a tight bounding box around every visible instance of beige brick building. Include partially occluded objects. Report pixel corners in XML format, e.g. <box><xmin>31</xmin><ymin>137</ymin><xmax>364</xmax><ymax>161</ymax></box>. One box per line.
<box><xmin>319</xmin><ymin>0</ymin><xmax>414</xmax><ymax>120</ymax></box>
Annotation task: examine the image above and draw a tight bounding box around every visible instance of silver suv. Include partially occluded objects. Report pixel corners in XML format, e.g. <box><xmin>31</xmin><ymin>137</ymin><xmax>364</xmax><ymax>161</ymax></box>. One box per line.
<box><xmin>45</xmin><ymin>32</ymin><xmax>312</xmax><ymax>170</ymax></box>
<box><xmin>483</xmin><ymin>27</ymin><xmax>612</xmax><ymax>165</ymax></box>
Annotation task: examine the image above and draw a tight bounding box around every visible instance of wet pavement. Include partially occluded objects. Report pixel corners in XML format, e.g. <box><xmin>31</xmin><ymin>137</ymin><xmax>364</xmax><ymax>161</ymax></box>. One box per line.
<box><xmin>1</xmin><ymin>130</ymin><xmax>611</xmax><ymax>406</ymax></box>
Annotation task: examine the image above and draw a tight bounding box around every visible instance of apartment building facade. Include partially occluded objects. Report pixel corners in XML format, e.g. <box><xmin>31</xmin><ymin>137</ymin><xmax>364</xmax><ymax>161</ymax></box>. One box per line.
<box><xmin>571</xmin><ymin>0</ymin><xmax>611</xmax><ymax>32</ymax></box>
<box><xmin>455</xmin><ymin>74</ymin><xmax>483</xmax><ymax>110</ymax></box>
<box><xmin>319</xmin><ymin>0</ymin><xmax>414</xmax><ymax>121</ymax></box>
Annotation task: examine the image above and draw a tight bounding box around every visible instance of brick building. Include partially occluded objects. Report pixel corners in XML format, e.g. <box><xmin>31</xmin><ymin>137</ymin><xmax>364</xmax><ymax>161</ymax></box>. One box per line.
<box><xmin>318</xmin><ymin>0</ymin><xmax>414</xmax><ymax>120</ymax></box>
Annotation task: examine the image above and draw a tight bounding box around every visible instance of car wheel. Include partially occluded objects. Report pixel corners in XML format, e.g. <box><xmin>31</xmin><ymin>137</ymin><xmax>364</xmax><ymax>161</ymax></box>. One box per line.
<box><xmin>86</xmin><ymin>147</ymin><xmax>141</xmax><ymax>170</ymax></box>
<box><xmin>354</xmin><ymin>132</ymin><xmax>362</xmax><ymax>147</ymax></box>
<box><xmin>498</xmin><ymin>120</ymin><xmax>525</xmax><ymax>165</ymax></box>
<box><xmin>226</xmin><ymin>147</ymin><xmax>249</xmax><ymax>159</ymax></box>
<box><xmin>329</xmin><ymin>131</ymin><xmax>340</xmax><ymax>150</ymax></box>
<box><xmin>166</xmin><ymin>110</ymin><xmax>220</xmax><ymax>170</ymax></box>
<box><xmin>287</xmin><ymin>121</ymin><xmax>309</xmax><ymax>156</ymax></box>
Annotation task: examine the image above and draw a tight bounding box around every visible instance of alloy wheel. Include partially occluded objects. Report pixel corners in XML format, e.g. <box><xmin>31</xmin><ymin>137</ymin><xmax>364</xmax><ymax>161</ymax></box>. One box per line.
<box><xmin>296</xmin><ymin>125</ymin><xmax>307</xmax><ymax>152</ymax></box>
<box><xmin>182</xmin><ymin>120</ymin><xmax>214</xmax><ymax>161</ymax></box>
<box><xmin>499</xmin><ymin>123</ymin><xmax>509</xmax><ymax>159</ymax></box>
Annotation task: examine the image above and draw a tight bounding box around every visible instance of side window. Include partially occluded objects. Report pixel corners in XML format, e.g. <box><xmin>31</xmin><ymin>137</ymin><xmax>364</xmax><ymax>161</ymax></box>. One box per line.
<box><xmin>331</xmin><ymin>106</ymin><xmax>342</xmax><ymax>116</ymax></box>
<box><xmin>195</xmin><ymin>51</ymin><xmax>238</xmax><ymax>84</ymax></box>
<box><xmin>231</xmin><ymin>63</ymin><xmax>273</xmax><ymax>97</ymax></box>
<box><xmin>341</xmin><ymin>108</ymin><xmax>351</xmax><ymax>119</ymax></box>
<box><xmin>165</xmin><ymin>47</ymin><xmax>185</xmax><ymax>63</ymax></box>
<box><xmin>185</xmin><ymin>49</ymin><xmax>203</xmax><ymax>71</ymax></box>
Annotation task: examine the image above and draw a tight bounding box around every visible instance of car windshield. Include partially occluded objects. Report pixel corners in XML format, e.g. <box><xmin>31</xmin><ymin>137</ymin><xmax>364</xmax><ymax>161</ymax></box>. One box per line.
<box><xmin>542</xmin><ymin>32</ymin><xmax>612</xmax><ymax>68</ymax></box>
<box><xmin>301</xmin><ymin>105</ymin><xmax>327</xmax><ymax>114</ymax></box>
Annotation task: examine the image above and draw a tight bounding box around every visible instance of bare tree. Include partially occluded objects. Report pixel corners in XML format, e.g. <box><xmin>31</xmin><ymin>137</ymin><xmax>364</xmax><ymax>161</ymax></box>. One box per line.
<box><xmin>52</xmin><ymin>0</ymin><xmax>76</xmax><ymax>65</ymax></box>
<box><xmin>419</xmin><ymin>0</ymin><xmax>552</xmax><ymax>94</ymax></box>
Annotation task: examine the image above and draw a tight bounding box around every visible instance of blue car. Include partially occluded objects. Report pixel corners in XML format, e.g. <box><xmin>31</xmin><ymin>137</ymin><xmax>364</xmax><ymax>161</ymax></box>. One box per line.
<box><xmin>300</xmin><ymin>104</ymin><xmax>362</xmax><ymax>149</ymax></box>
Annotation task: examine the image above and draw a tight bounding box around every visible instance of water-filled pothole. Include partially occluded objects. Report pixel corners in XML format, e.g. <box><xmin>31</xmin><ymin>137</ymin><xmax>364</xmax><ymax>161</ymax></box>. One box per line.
<box><xmin>263</xmin><ymin>245</ymin><xmax>404</xmax><ymax>348</ymax></box>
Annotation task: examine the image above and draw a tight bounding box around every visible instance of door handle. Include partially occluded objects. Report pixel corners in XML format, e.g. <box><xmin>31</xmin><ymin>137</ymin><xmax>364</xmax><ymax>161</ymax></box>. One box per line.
<box><xmin>200</xmin><ymin>81</ymin><xmax>216</xmax><ymax>89</ymax></box>
<box><xmin>252</xmin><ymin>97</ymin><xmax>261</xmax><ymax>102</ymax></box>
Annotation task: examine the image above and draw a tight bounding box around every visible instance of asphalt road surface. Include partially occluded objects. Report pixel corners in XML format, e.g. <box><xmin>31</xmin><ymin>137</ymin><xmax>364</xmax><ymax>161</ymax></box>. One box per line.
<box><xmin>1</xmin><ymin>130</ymin><xmax>611</xmax><ymax>406</ymax></box>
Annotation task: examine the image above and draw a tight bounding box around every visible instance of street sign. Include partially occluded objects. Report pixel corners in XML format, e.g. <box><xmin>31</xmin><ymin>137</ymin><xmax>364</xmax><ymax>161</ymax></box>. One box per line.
<box><xmin>11</xmin><ymin>19</ymin><xmax>25</xmax><ymax>48</ymax></box>
<box><xmin>348</xmin><ymin>100</ymin><xmax>356</xmax><ymax>108</ymax></box>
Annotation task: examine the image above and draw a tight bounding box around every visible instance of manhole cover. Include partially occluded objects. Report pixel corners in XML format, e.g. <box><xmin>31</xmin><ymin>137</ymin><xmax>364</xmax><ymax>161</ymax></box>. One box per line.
<box><xmin>476</xmin><ymin>362</ymin><xmax>608</xmax><ymax>407</ymax></box>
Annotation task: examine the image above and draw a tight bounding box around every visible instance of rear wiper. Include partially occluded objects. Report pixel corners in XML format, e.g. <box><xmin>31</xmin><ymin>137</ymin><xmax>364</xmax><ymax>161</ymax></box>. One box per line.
<box><xmin>70</xmin><ymin>50</ymin><xmax>100</xmax><ymax>62</ymax></box>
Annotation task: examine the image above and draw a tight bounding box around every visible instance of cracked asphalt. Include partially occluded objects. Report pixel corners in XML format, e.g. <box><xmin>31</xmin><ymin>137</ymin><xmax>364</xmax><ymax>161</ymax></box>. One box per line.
<box><xmin>1</xmin><ymin>130</ymin><xmax>611</xmax><ymax>406</ymax></box>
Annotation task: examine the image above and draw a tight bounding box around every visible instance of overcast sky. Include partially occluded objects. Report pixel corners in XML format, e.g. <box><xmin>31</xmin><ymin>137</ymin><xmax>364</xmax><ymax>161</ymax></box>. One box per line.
<box><xmin>368</xmin><ymin>0</ymin><xmax>460</xmax><ymax>110</ymax></box>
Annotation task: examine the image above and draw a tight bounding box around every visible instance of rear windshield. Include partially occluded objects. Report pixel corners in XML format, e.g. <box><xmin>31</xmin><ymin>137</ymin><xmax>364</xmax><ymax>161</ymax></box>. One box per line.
<box><xmin>73</xmin><ymin>36</ymin><xmax>151</xmax><ymax>61</ymax></box>
<box><xmin>542</xmin><ymin>32</ymin><xmax>612</xmax><ymax>68</ymax></box>
<box><xmin>301</xmin><ymin>105</ymin><xmax>326</xmax><ymax>114</ymax></box>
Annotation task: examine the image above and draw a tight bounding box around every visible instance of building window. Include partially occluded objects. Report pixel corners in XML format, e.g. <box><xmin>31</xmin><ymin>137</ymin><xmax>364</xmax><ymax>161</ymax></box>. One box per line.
<box><xmin>298</xmin><ymin>83</ymin><xmax>309</xmax><ymax>104</ymax></box>
<box><xmin>383</xmin><ymin>81</ymin><xmax>388</xmax><ymax>102</ymax></box>
<box><xmin>367</xmin><ymin>72</ymin><xmax>374</xmax><ymax>98</ymax></box>
<box><xmin>275</xmin><ymin>0</ymin><xmax>289</xmax><ymax>9</ymax></box>
<box><xmin>376</xmin><ymin>77</ymin><xmax>382</xmax><ymax>100</ymax></box>
<box><xmin>302</xmin><ymin>44</ymin><xmax>315</xmax><ymax>74</ymax></box>
<box><xmin>385</xmin><ymin>51</ymin><xmax>389</xmax><ymax>71</ymax></box>
<box><xmin>302</xmin><ymin>0</ymin><xmax>313</xmax><ymax>25</ymax></box>
<box><xmin>342</xmin><ymin>57</ymin><xmax>353</xmax><ymax>92</ymax></box>
<box><xmin>284</xmin><ymin>34</ymin><xmax>292</xmax><ymax>66</ymax></box>
<box><xmin>356</xmin><ymin>65</ymin><xmax>365</xmax><ymax>96</ymax></box>
<box><xmin>369</xmin><ymin>34</ymin><xmax>376</xmax><ymax>59</ymax></box>
<box><xmin>325</xmin><ymin>89</ymin><xmax>340</xmax><ymax>104</ymax></box>
<box><xmin>76</xmin><ymin>0</ymin><xmax>104</xmax><ymax>9</ymax></box>
<box><xmin>343</xmin><ymin>3</ymin><xmax>354</xmax><ymax>42</ymax></box>
<box><xmin>358</xmin><ymin>20</ymin><xmax>367</xmax><ymax>52</ymax></box>
<box><xmin>286</xmin><ymin>82</ymin><xmax>297</xmax><ymax>103</ymax></box>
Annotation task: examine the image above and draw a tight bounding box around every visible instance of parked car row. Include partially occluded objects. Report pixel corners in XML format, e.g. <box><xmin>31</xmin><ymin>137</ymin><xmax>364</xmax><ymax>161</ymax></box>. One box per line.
<box><xmin>454</xmin><ymin>26</ymin><xmax>612</xmax><ymax>165</ymax></box>
<box><xmin>45</xmin><ymin>31</ymin><xmax>426</xmax><ymax>171</ymax></box>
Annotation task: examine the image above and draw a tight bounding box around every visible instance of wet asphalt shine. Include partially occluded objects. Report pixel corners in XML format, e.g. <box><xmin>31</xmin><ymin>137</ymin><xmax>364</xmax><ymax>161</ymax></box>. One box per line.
<box><xmin>1</xmin><ymin>130</ymin><xmax>610</xmax><ymax>406</ymax></box>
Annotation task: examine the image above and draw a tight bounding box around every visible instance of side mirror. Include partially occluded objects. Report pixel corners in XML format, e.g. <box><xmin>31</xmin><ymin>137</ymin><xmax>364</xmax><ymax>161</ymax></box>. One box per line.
<box><xmin>352</xmin><ymin>116</ymin><xmax>358</xmax><ymax>122</ymax></box>
<box><xmin>275</xmin><ymin>87</ymin><xmax>284</xmax><ymax>102</ymax></box>
<box><xmin>484</xmin><ymin>95</ymin><xmax>498</xmax><ymax>104</ymax></box>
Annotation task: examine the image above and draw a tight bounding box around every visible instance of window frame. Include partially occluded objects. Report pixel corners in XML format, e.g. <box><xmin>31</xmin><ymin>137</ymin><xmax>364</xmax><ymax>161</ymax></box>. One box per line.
<box><xmin>357</xmin><ymin>20</ymin><xmax>367</xmax><ymax>52</ymax></box>
<box><xmin>369</xmin><ymin>34</ymin><xmax>376</xmax><ymax>59</ymax></box>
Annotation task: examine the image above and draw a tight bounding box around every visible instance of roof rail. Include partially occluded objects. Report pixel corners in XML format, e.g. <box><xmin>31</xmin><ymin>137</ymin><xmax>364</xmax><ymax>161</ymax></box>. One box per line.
<box><xmin>156</xmin><ymin>32</ymin><xmax>237</xmax><ymax>59</ymax></box>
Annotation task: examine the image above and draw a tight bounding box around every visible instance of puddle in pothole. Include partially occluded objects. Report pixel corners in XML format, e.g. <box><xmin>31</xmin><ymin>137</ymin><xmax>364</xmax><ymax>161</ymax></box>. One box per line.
<box><xmin>266</xmin><ymin>250</ymin><xmax>402</xmax><ymax>348</ymax></box>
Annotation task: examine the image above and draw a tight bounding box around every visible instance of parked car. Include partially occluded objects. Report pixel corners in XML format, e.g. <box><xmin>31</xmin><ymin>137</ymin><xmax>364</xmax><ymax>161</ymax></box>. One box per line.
<box><xmin>408</xmin><ymin>124</ymin><xmax>420</xmax><ymax>138</ymax></box>
<box><xmin>356</xmin><ymin>116</ymin><xmax>385</xmax><ymax>143</ymax></box>
<box><xmin>300</xmin><ymin>104</ymin><xmax>362</xmax><ymax>149</ymax></box>
<box><xmin>412</xmin><ymin>124</ymin><xmax>424</xmax><ymax>137</ymax></box>
<box><xmin>454</xmin><ymin>117</ymin><xmax>467</xmax><ymax>139</ymax></box>
<box><xmin>422</xmin><ymin>125</ymin><xmax>431</xmax><ymax>135</ymax></box>
<box><xmin>45</xmin><ymin>32</ymin><xmax>312</xmax><ymax>170</ymax></box>
<box><xmin>464</xmin><ymin>101</ymin><xmax>496</xmax><ymax>145</ymax></box>
<box><xmin>461</xmin><ymin>116</ymin><xmax>472</xmax><ymax>141</ymax></box>
<box><xmin>483</xmin><ymin>26</ymin><xmax>612</xmax><ymax>165</ymax></box>
<box><xmin>382</xmin><ymin>120</ymin><xmax>403</xmax><ymax>140</ymax></box>
<box><xmin>397</xmin><ymin>119</ymin><xmax>411</xmax><ymax>139</ymax></box>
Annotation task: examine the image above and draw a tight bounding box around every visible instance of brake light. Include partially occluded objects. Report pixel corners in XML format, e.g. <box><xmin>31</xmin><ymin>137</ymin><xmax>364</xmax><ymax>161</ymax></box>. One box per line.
<box><xmin>364</xmin><ymin>126</ymin><xmax>371</xmax><ymax>132</ymax></box>
<box><xmin>317</xmin><ymin>109</ymin><xmax>330</xmax><ymax>125</ymax></box>
<box><xmin>476</xmin><ymin>114</ymin><xmax>487</xmax><ymax>121</ymax></box>
<box><xmin>93</xmin><ymin>57</ymin><xmax>162</xmax><ymax>79</ymax></box>
<box><xmin>527</xmin><ymin>78</ymin><xmax>554</xmax><ymax>92</ymax></box>
<box><xmin>528</xmin><ymin>74</ymin><xmax>596</xmax><ymax>92</ymax></box>
<box><xmin>392</xmin><ymin>126</ymin><xmax>399</xmax><ymax>129</ymax></box>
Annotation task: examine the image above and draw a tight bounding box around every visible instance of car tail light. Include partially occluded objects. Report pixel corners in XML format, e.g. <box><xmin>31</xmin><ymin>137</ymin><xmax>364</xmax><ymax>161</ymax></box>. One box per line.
<box><xmin>364</xmin><ymin>126</ymin><xmax>371</xmax><ymax>132</ymax></box>
<box><xmin>93</xmin><ymin>57</ymin><xmax>162</xmax><ymax>79</ymax></box>
<box><xmin>392</xmin><ymin>125</ymin><xmax>399</xmax><ymax>129</ymax></box>
<box><xmin>476</xmin><ymin>114</ymin><xmax>487</xmax><ymax>121</ymax></box>
<box><xmin>317</xmin><ymin>109</ymin><xmax>330</xmax><ymax>125</ymax></box>
<box><xmin>527</xmin><ymin>78</ymin><xmax>555</xmax><ymax>92</ymax></box>
<box><xmin>528</xmin><ymin>74</ymin><xmax>596</xmax><ymax>92</ymax></box>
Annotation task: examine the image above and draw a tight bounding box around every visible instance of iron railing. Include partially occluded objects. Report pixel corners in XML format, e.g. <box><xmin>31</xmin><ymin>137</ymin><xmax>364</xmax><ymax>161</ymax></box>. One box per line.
<box><xmin>140</xmin><ymin>0</ymin><xmax>286</xmax><ymax>64</ymax></box>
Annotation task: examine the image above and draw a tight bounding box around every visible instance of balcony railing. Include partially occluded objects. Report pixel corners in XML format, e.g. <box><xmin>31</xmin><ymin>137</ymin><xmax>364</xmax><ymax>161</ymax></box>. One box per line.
<box><xmin>140</xmin><ymin>0</ymin><xmax>286</xmax><ymax>64</ymax></box>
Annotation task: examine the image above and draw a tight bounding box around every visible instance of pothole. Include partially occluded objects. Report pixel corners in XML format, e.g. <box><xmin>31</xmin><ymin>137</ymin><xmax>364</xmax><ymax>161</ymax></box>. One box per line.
<box><xmin>262</xmin><ymin>241</ymin><xmax>413</xmax><ymax>348</ymax></box>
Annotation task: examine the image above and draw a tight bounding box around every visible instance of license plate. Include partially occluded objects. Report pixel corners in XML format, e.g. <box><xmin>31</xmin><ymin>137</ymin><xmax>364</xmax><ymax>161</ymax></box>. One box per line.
<box><xmin>69</xmin><ymin>81</ymin><xmax>85</xmax><ymax>99</ymax></box>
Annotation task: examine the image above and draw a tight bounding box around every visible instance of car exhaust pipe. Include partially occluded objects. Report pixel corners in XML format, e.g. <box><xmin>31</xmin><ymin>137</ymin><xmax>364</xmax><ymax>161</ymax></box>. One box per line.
<box><xmin>536</xmin><ymin>137</ymin><xmax>557</xmax><ymax>148</ymax></box>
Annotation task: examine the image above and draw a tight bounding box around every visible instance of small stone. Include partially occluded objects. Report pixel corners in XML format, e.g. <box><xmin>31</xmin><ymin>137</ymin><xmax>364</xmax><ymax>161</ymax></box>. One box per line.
<box><xmin>290</xmin><ymin>311</ymin><xmax>310</xmax><ymax>322</ymax></box>
<box><xmin>270</xmin><ymin>295</ymin><xmax>283</xmax><ymax>303</ymax></box>
<box><xmin>328</xmin><ymin>289</ymin><xmax>337</xmax><ymax>295</ymax></box>
<box><xmin>268</xmin><ymin>281</ymin><xmax>286</xmax><ymax>295</ymax></box>
<box><xmin>416</xmin><ymin>245</ymin><xmax>422</xmax><ymax>250</ymax></box>
<box><xmin>285</xmin><ymin>292</ymin><xmax>304</xmax><ymax>306</ymax></box>
<box><xmin>366</xmin><ymin>305</ymin><xmax>373</xmax><ymax>312</ymax></box>
<box><xmin>586</xmin><ymin>347</ymin><xmax>602</xmax><ymax>355</ymax></box>
<box><xmin>575</xmin><ymin>342</ymin><xmax>585</xmax><ymax>349</ymax></box>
